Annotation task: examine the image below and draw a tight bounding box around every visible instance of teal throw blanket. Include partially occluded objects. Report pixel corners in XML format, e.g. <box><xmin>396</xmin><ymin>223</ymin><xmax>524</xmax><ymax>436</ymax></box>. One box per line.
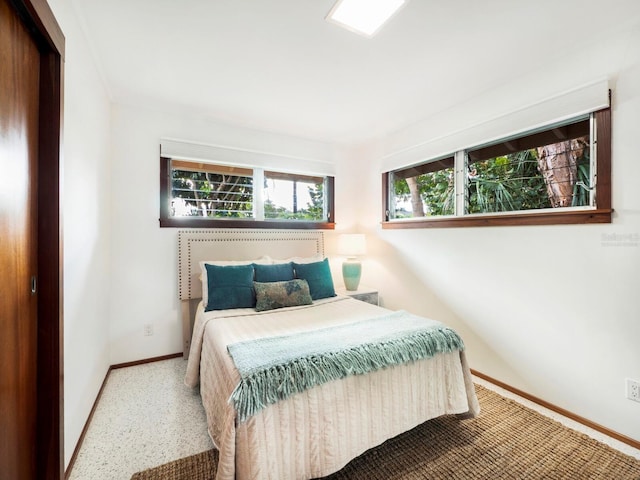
<box><xmin>227</xmin><ymin>311</ymin><xmax>464</xmax><ymax>422</ymax></box>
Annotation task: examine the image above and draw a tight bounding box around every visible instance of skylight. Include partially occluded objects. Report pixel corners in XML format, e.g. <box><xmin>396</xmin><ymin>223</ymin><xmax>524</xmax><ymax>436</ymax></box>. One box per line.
<box><xmin>326</xmin><ymin>0</ymin><xmax>407</xmax><ymax>38</ymax></box>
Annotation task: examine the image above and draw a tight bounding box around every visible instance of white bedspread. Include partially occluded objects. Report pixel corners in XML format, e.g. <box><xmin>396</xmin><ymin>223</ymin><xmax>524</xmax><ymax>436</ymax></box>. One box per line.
<box><xmin>185</xmin><ymin>296</ymin><xmax>480</xmax><ymax>480</ymax></box>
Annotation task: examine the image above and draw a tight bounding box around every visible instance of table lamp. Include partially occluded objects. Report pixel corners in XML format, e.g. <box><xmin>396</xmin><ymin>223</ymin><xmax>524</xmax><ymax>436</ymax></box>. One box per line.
<box><xmin>338</xmin><ymin>233</ymin><xmax>366</xmax><ymax>291</ymax></box>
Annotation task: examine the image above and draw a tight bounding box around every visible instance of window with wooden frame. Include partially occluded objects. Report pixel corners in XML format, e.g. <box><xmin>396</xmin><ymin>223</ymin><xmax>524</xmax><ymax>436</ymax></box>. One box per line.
<box><xmin>160</xmin><ymin>158</ymin><xmax>335</xmax><ymax>229</ymax></box>
<box><xmin>382</xmin><ymin>108</ymin><xmax>611</xmax><ymax>228</ymax></box>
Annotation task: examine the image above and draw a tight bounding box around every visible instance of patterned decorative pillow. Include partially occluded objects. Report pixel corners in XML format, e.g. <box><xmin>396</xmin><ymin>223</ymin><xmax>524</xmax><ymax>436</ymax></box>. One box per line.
<box><xmin>254</xmin><ymin>279</ymin><xmax>313</xmax><ymax>312</ymax></box>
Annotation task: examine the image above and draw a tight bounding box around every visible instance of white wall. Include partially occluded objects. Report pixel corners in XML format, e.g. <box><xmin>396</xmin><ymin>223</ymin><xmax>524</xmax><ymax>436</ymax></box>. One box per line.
<box><xmin>350</xmin><ymin>26</ymin><xmax>640</xmax><ymax>441</ymax></box>
<box><xmin>47</xmin><ymin>0</ymin><xmax>113</xmax><ymax>468</ymax></box>
<box><xmin>108</xmin><ymin>104</ymin><xmax>340</xmax><ymax>363</ymax></box>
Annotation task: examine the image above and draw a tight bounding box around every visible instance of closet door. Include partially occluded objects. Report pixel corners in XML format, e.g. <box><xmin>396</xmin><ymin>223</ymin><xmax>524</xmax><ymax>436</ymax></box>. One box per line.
<box><xmin>0</xmin><ymin>0</ymin><xmax>41</xmax><ymax>477</ymax></box>
<box><xmin>1</xmin><ymin>0</ymin><xmax>64</xmax><ymax>477</ymax></box>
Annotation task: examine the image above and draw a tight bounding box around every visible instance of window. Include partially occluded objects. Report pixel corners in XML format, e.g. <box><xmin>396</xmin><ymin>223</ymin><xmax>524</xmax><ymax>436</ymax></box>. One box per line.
<box><xmin>389</xmin><ymin>156</ymin><xmax>455</xmax><ymax>219</ymax></box>
<box><xmin>383</xmin><ymin>108</ymin><xmax>611</xmax><ymax>228</ymax></box>
<box><xmin>170</xmin><ymin>161</ymin><xmax>254</xmax><ymax>219</ymax></box>
<box><xmin>263</xmin><ymin>171</ymin><xmax>327</xmax><ymax>221</ymax></box>
<box><xmin>466</xmin><ymin>117</ymin><xmax>591</xmax><ymax>213</ymax></box>
<box><xmin>160</xmin><ymin>158</ymin><xmax>335</xmax><ymax>229</ymax></box>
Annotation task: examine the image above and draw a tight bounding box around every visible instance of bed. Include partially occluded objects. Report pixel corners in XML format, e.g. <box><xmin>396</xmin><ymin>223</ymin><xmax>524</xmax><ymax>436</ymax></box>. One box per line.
<box><xmin>180</xmin><ymin>229</ymin><xmax>480</xmax><ymax>480</ymax></box>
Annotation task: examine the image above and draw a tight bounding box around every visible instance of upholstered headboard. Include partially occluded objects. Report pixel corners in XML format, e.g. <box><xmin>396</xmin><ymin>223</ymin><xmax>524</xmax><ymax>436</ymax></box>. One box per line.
<box><xmin>177</xmin><ymin>229</ymin><xmax>325</xmax><ymax>357</ymax></box>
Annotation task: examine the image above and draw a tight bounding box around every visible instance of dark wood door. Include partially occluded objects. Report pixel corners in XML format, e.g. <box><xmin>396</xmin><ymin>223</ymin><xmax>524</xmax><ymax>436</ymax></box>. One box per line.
<box><xmin>0</xmin><ymin>0</ymin><xmax>41</xmax><ymax>477</ymax></box>
<box><xmin>1</xmin><ymin>0</ymin><xmax>64</xmax><ymax>474</ymax></box>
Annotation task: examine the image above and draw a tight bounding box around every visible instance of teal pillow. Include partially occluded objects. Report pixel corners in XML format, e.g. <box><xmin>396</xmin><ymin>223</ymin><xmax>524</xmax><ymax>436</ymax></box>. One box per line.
<box><xmin>205</xmin><ymin>264</ymin><xmax>255</xmax><ymax>311</ymax></box>
<box><xmin>292</xmin><ymin>258</ymin><xmax>336</xmax><ymax>300</ymax></box>
<box><xmin>253</xmin><ymin>262</ymin><xmax>294</xmax><ymax>283</ymax></box>
<box><xmin>254</xmin><ymin>279</ymin><xmax>313</xmax><ymax>312</ymax></box>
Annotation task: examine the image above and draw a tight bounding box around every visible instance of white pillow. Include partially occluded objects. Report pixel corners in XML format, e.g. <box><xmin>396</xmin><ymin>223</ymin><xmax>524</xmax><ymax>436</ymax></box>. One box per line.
<box><xmin>270</xmin><ymin>253</ymin><xmax>323</xmax><ymax>265</ymax></box>
<box><xmin>199</xmin><ymin>256</ymin><xmax>271</xmax><ymax>306</ymax></box>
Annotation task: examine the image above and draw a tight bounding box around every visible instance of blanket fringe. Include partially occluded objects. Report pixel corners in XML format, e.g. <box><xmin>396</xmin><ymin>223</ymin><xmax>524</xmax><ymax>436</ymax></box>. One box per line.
<box><xmin>230</xmin><ymin>327</ymin><xmax>464</xmax><ymax>422</ymax></box>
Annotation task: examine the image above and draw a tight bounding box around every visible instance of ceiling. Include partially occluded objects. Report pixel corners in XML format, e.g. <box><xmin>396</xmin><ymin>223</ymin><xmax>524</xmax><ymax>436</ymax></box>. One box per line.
<box><xmin>72</xmin><ymin>0</ymin><xmax>640</xmax><ymax>145</ymax></box>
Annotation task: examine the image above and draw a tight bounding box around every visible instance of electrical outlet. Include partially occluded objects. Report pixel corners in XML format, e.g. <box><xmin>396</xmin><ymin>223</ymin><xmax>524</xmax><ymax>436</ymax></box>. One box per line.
<box><xmin>626</xmin><ymin>378</ymin><xmax>640</xmax><ymax>403</ymax></box>
<box><xmin>143</xmin><ymin>324</ymin><xmax>154</xmax><ymax>336</ymax></box>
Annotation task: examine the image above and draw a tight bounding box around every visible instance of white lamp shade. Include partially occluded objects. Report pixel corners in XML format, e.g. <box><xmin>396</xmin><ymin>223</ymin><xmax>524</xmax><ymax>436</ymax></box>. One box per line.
<box><xmin>338</xmin><ymin>234</ymin><xmax>366</xmax><ymax>257</ymax></box>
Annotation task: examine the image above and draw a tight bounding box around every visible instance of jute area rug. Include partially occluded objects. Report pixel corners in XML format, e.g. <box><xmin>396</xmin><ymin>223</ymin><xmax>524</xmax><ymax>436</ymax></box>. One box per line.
<box><xmin>131</xmin><ymin>385</ymin><xmax>640</xmax><ymax>479</ymax></box>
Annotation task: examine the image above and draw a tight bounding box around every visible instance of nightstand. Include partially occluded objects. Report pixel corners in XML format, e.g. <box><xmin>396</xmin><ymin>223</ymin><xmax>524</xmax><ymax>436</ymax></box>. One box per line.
<box><xmin>337</xmin><ymin>286</ymin><xmax>379</xmax><ymax>305</ymax></box>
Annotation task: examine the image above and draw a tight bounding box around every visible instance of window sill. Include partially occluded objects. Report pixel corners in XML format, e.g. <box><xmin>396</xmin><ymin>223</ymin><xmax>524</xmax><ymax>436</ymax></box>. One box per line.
<box><xmin>160</xmin><ymin>217</ymin><xmax>335</xmax><ymax>230</ymax></box>
<box><xmin>382</xmin><ymin>209</ymin><xmax>612</xmax><ymax>229</ymax></box>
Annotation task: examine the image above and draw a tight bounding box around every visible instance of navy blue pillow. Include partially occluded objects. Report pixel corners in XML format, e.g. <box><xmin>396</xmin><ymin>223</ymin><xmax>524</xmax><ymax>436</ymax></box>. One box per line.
<box><xmin>204</xmin><ymin>264</ymin><xmax>255</xmax><ymax>311</ymax></box>
<box><xmin>253</xmin><ymin>262</ymin><xmax>294</xmax><ymax>283</ymax></box>
<box><xmin>292</xmin><ymin>258</ymin><xmax>336</xmax><ymax>300</ymax></box>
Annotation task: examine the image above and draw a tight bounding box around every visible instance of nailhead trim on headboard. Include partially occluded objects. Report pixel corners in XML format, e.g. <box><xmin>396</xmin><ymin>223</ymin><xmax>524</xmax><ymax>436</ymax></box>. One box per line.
<box><xmin>177</xmin><ymin>229</ymin><xmax>325</xmax><ymax>300</ymax></box>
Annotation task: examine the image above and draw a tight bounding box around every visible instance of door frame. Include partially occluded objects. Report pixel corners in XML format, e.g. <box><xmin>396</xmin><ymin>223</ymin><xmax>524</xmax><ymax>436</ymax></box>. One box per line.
<box><xmin>8</xmin><ymin>0</ymin><xmax>65</xmax><ymax>478</ymax></box>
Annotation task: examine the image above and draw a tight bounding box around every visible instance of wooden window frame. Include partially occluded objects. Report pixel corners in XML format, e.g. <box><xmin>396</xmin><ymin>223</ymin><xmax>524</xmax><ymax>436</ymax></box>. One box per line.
<box><xmin>159</xmin><ymin>157</ymin><xmax>336</xmax><ymax>229</ymax></box>
<box><xmin>382</xmin><ymin>108</ymin><xmax>612</xmax><ymax>229</ymax></box>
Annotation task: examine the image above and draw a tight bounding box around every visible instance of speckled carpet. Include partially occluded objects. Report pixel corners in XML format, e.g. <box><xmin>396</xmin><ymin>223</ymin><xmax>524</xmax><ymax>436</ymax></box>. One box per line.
<box><xmin>131</xmin><ymin>385</ymin><xmax>640</xmax><ymax>480</ymax></box>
